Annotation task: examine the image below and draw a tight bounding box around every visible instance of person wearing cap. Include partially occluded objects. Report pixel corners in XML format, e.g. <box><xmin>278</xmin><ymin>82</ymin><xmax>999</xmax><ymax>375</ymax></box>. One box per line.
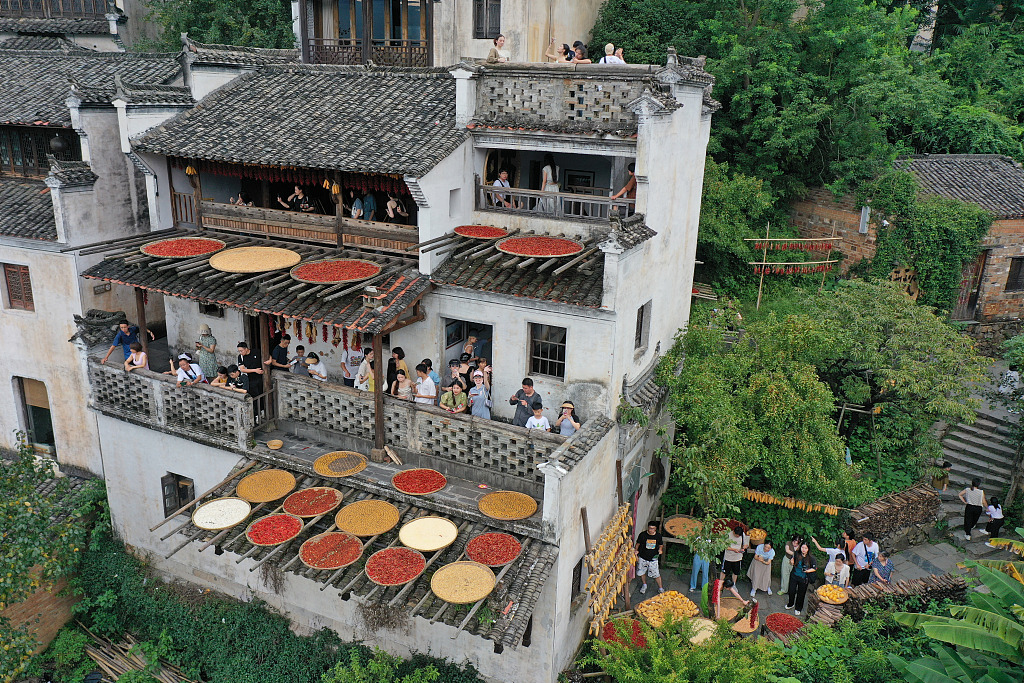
<box><xmin>509</xmin><ymin>378</ymin><xmax>540</xmax><ymax>427</ymax></box>
<box><xmin>468</xmin><ymin>370</ymin><xmax>491</xmax><ymax>419</ymax></box>
<box><xmin>263</xmin><ymin>334</ymin><xmax>292</xmax><ymax>371</ymax></box>
<box><xmin>196</xmin><ymin>323</ymin><xmax>218</xmax><ymax>380</ymax></box>
<box><xmin>175</xmin><ymin>354</ymin><xmax>206</xmax><ymax>388</ymax></box>
<box><xmin>236</xmin><ymin>342</ymin><xmax>264</xmax><ymax>397</ymax></box>
<box><xmin>305</xmin><ymin>352</ymin><xmax>328</xmax><ymax>382</ymax></box>
<box><xmin>555</xmin><ymin>401</ymin><xmax>581</xmax><ymax>436</ymax></box>
<box><xmin>524</xmin><ymin>402</ymin><xmax>550</xmax><ymax>431</ymax></box>
<box><xmin>445</xmin><ymin>359</ymin><xmax>467</xmax><ymax>392</ymax></box>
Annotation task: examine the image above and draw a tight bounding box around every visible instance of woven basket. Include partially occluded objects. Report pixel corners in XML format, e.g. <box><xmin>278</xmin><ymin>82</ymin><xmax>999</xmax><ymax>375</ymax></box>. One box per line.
<box><xmin>313</xmin><ymin>451</ymin><xmax>367</xmax><ymax>478</ymax></box>
<box><xmin>298</xmin><ymin>532</ymin><xmax>363</xmax><ymax>570</ymax></box>
<box><xmin>398</xmin><ymin>516</ymin><xmax>458</xmax><ymax>552</ymax></box>
<box><xmin>334</xmin><ymin>499</ymin><xmax>400</xmax><ymax>537</ymax></box>
<box><xmin>209</xmin><ymin>246</ymin><xmax>301</xmax><ymax>273</ymax></box>
<box><xmin>140</xmin><ymin>236</ymin><xmax>225</xmax><ymax>259</ymax></box>
<box><xmin>478</xmin><ymin>491</ymin><xmax>538</xmax><ymax>521</ymax></box>
<box><xmin>191</xmin><ymin>496</ymin><xmax>251</xmax><ymax>531</ymax></box>
<box><xmin>365</xmin><ymin>547</ymin><xmax>426</xmax><ymax>586</ymax></box>
<box><xmin>816</xmin><ymin>586</ymin><xmax>849</xmax><ymax>605</ymax></box>
<box><xmin>289</xmin><ymin>258</ymin><xmax>382</xmax><ymax>284</ymax></box>
<box><xmin>430</xmin><ymin>561</ymin><xmax>496</xmax><ymax>604</ymax></box>
<box><xmin>282</xmin><ymin>487</ymin><xmax>344</xmax><ymax>518</ymax></box>
<box><xmin>244</xmin><ymin>513</ymin><xmax>304</xmax><ymax>547</ymax></box>
<box><xmin>236</xmin><ymin>469</ymin><xmax>296</xmax><ymax>503</ymax></box>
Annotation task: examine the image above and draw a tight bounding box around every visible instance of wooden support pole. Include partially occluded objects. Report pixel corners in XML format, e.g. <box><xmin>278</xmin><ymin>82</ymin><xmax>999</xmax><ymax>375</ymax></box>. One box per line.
<box><xmin>372</xmin><ymin>333</ymin><xmax>385</xmax><ymax>453</ymax></box>
<box><xmin>581</xmin><ymin>507</ymin><xmax>592</xmax><ymax>553</ymax></box>
<box><xmin>756</xmin><ymin>223</ymin><xmax>769</xmax><ymax>311</ymax></box>
<box><xmin>615</xmin><ymin>461</ymin><xmax>624</xmax><ymax>506</ymax></box>
<box><xmin>134</xmin><ymin>287</ymin><xmax>149</xmax><ymax>356</ymax></box>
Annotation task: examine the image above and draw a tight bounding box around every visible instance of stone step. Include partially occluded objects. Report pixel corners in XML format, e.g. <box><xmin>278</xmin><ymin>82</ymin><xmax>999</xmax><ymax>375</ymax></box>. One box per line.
<box><xmin>947</xmin><ymin>531</ymin><xmax>1014</xmax><ymax>558</ymax></box>
<box><xmin>943</xmin><ymin>431</ymin><xmax>1018</xmax><ymax>462</ymax></box>
<box><xmin>940</xmin><ymin>448</ymin><xmax>1014</xmax><ymax>482</ymax></box>
<box><xmin>947</xmin><ymin>420</ymin><xmax>1017</xmax><ymax>443</ymax></box>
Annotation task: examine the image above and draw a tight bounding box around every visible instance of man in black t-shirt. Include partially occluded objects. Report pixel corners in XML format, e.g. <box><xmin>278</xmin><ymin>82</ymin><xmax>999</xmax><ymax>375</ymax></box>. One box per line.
<box><xmin>634</xmin><ymin>521</ymin><xmax>665</xmax><ymax>595</ymax></box>
<box><xmin>236</xmin><ymin>341</ymin><xmax>264</xmax><ymax>397</ymax></box>
<box><xmin>264</xmin><ymin>334</ymin><xmax>292</xmax><ymax>372</ymax></box>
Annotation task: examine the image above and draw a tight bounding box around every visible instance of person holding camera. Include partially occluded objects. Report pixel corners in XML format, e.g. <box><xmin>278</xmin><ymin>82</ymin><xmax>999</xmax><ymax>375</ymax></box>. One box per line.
<box><xmin>555</xmin><ymin>401</ymin><xmax>581</xmax><ymax>436</ymax></box>
<box><xmin>195</xmin><ymin>324</ymin><xmax>218</xmax><ymax>380</ymax></box>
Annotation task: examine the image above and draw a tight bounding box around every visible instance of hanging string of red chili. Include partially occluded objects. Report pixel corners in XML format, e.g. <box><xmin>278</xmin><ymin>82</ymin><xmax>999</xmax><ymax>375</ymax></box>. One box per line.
<box><xmin>322</xmin><ymin>325</ymin><xmax>328</xmax><ymax>343</ymax></box>
<box><xmin>752</xmin><ymin>242</ymin><xmax>834</xmax><ymax>252</ymax></box>
<box><xmin>753</xmin><ymin>264</ymin><xmax>835</xmax><ymax>275</ymax></box>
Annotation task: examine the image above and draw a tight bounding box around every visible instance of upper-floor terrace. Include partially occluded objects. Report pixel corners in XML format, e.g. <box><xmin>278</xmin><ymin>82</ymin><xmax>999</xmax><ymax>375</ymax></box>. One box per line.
<box><xmin>297</xmin><ymin>0</ymin><xmax>433</xmax><ymax>67</ymax></box>
<box><xmin>0</xmin><ymin>0</ymin><xmax>109</xmax><ymax>19</ymax></box>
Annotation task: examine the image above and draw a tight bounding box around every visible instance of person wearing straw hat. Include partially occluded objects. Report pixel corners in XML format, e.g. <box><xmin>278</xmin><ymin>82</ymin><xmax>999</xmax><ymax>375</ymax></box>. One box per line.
<box><xmin>555</xmin><ymin>401</ymin><xmax>581</xmax><ymax>436</ymax></box>
<box><xmin>195</xmin><ymin>323</ymin><xmax>218</xmax><ymax>381</ymax></box>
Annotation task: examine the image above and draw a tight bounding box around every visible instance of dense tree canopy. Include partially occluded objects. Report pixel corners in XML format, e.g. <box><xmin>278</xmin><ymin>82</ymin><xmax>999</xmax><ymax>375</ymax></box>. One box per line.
<box><xmin>142</xmin><ymin>0</ymin><xmax>295</xmax><ymax>50</ymax></box>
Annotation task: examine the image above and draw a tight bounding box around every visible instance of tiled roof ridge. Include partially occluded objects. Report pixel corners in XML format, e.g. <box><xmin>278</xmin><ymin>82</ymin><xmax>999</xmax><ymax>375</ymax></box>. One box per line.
<box><xmin>263</xmin><ymin>62</ymin><xmax>455</xmax><ymax>77</ymax></box>
<box><xmin>186</xmin><ymin>37</ymin><xmax>298</xmax><ymax>57</ymax></box>
<box><xmin>897</xmin><ymin>153</ymin><xmax>1024</xmax><ymax>219</ymax></box>
<box><xmin>48</xmin><ymin>156</ymin><xmax>99</xmax><ymax>186</ymax></box>
<box><xmin>468</xmin><ymin>113</ymin><xmax>637</xmax><ymax>136</ymax></box>
<box><xmin>901</xmin><ymin>153</ymin><xmax>1019</xmax><ymax>163</ymax></box>
<box><xmin>0</xmin><ymin>16</ymin><xmax>111</xmax><ymax>34</ymax></box>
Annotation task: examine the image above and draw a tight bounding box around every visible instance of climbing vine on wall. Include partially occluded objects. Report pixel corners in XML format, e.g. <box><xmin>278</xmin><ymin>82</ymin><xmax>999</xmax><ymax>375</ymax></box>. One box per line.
<box><xmin>865</xmin><ymin>170</ymin><xmax>992</xmax><ymax>310</ymax></box>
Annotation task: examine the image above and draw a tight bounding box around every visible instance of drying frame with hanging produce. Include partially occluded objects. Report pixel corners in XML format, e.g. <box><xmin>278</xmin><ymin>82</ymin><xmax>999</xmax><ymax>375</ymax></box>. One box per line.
<box><xmin>585</xmin><ymin>503</ymin><xmax>638</xmax><ymax>637</ymax></box>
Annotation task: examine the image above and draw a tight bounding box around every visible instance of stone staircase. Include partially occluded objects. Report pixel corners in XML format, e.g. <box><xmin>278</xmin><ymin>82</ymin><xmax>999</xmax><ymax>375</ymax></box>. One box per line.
<box><xmin>936</xmin><ymin>408</ymin><xmax>1020</xmax><ymax>556</ymax></box>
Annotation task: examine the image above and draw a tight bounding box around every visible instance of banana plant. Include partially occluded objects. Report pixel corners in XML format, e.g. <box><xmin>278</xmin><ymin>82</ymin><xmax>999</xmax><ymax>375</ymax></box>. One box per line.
<box><xmin>888</xmin><ymin>557</ymin><xmax>1024</xmax><ymax>682</ymax></box>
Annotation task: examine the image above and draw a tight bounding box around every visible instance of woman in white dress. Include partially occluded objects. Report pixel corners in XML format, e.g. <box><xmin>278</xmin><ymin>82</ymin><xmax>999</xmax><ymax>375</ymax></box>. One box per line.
<box><xmin>540</xmin><ymin>153</ymin><xmax>559</xmax><ymax>213</ymax></box>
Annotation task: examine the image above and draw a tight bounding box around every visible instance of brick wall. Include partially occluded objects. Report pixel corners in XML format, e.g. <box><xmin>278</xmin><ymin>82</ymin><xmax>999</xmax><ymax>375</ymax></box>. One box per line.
<box><xmin>977</xmin><ymin>218</ymin><xmax>1024</xmax><ymax>322</ymax></box>
<box><xmin>1</xmin><ymin>576</ymin><xmax>80</xmax><ymax>653</ymax></box>
<box><xmin>789</xmin><ymin>189</ymin><xmax>875</xmax><ymax>271</ymax></box>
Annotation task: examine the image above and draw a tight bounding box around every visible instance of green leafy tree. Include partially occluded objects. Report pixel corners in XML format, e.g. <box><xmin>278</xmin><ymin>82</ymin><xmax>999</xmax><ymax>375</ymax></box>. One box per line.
<box><xmin>143</xmin><ymin>0</ymin><xmax>295</xmax><ymax>50</ymax></box>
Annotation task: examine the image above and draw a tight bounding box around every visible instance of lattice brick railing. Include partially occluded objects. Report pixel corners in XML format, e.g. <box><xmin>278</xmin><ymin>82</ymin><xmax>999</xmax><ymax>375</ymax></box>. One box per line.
<box><xmin>88</xmin><ymin>359</ymin><xmax>254</xmax><ymax>451</ymax></box>
<box><xmin>476</xmin><ymin>72</ymin><xmax>647</xmax><ymax>127</ymax></box>
<box><xmin>275</xmin><ymin>373</ymin><xmax>565</xmax><ymax>486</ymax></box>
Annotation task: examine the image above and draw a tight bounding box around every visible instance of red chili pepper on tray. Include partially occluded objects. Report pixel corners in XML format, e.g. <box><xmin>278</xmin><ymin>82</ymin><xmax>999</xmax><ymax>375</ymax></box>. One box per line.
<box><xmin>466</xmin><ymin>532</ymin><xmax>522</xmax><ymax>566</ymax></box>
<box><xmin>142</xmin><ymin>237</ymin><xmax>223</xmax><ymax>258</ymax></box>
<box><xmin>766</xmin><ymin>612</ymin><xmax>804</xmax><ymax>635</ymax></box>
<box><xmin>300</xmin><ymin>533</ymin><xmax>361</xmax><ymax>569</ymax></box>
<box><xmin>292</xmin><ymin>260</ymin><xmax>381</xmax><ymax>283</ymax></box>
<box><xmin>246</xmin><ymin>514</ymin><xmax>303</xmax><ymax>545</ymax></box>
<box><xmin>365</xmin><ymin>547</ymin><xmax>425</xmax><ymax>585</ymax></box>
<box><xmin>498</xmin><ymin>236</ymin><xmax>583</xmax><ymax>258</ymax></box>
<box><xmin>392</xmin><ymin>469</ymin><xmax>447</xmax><ymax>495</ymax></box>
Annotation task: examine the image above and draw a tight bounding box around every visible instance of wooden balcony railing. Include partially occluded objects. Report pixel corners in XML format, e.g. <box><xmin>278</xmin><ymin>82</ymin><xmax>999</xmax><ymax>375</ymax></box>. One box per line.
<box><xmin>171</xmin><ymin>191</ymin><xmax>195</xmax><ymax>226</ymax></box>
<box><xmin>476</xmin><ymin>183</ymin><xmax>635</xmax><ymax>221</ymax></box>
<box><xmin>308</xmin><ymin>38</ymin><xmax>430</xmax><ymax>67</ymax></box>
<box><xmin>0</xmin><ymin>0</ymin><xmax>108</xmax><ymax>18</ymax></box>
<box><xmin>195</xmin><ymin>200</ymin><xmax>419</xmax><ymax>252</ymax></box>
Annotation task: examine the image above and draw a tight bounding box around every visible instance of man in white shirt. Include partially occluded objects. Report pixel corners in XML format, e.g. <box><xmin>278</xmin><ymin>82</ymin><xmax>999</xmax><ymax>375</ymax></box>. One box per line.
<box><xmin>413</xmin><ymin>363</ymin><xmax>436</xmax><ymax>405</ymax></box>
<box><xmin>175</xmin><ymin>355</ymin><xmax>206</xmax><ymax>387</ymax></box>
<box><xmin>305</xmin><ymin>353</ymin><xmax>328</xmax><ymax>382</ymax></box>
<box><xmin>492</xmin><ymin>170</ymin><xmax>514</xmax><ymax>208</ymax></box>
<box><xmin>851</xmin><ymin>533</ymin><xmax>879</xmax><ymax>586</ymax></box>
<box><xmin>341</xmin><ymin>344</ymin><xmax>363</xmax><ymax>388</ymax></box>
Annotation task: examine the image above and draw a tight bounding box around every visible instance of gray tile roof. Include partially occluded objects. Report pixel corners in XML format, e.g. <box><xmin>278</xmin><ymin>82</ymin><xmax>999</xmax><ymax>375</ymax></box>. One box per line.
<box><xmin>184</xmin><ymin>36</ymin><xmax>298</xmax><ymax>66</ymax></box>
<box><xmin>0</xmin><ymin>49</ymin><xmax>180</xmax><ymax>126</ymax></box>
<box><xmin>49</xmin><ymin>157</ymin><xmax>98</xmax><ymax>186</ymax></box>
<box><xmin>901</xmin><ymin>154</ymin><xmax>1024</xmax><ymax>219</ymax></box>
<box><xmin>0</xmin><ymin>34</ymin><xmax>80</xmax><ymax>50</ymax></box>
<box><xmin>80</xmin><ymin>230</ymin><xmax>429</xmax><ymax>333</ymax></box>
<box><xmin>0</xmin><ymin>16</ymin><xmax>110</xmax><ymax>34</ymax></box>
<box><xmin>560</xmin><ymin>415</ymin><xmax>615</xmax><ymax>468</ymax></box>
<box><xmin>116</xmin><ymin>80</ymin><xmax>194</xmax><ymax>105</ymax></box>
<box><xmin>610</xmin><ymin>211</ymin><xmax>656</xmax><ymax>250</ymax></box>
<box><xmin>0</xmin><ymin>178</ymin><xmax>56</xmax><ymax>241</ymax></box>
<box><xmin>132</xmin><ymin>64</ymin><xmax>468</xmax><ymax>177</ymax></box>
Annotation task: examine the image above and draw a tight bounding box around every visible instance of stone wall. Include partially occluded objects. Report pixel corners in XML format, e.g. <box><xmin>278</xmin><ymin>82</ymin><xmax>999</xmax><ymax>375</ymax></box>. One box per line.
<box><xmin>88</xmin><ymin>358</ymin><xmax>254</xmax><ymax>451</ymax></box>
<box><xmin>964</xmin><ymin>319</ymin><xmax>1023</xmax><ymax>356</ymax></box>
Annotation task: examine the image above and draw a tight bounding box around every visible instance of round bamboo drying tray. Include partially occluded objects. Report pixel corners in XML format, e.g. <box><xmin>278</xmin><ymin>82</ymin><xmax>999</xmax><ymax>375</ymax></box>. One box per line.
<box><xmin>140</xmin><ymin>236</ymin><xmax>225</xmax><ymax>258</ymax></box>
<box><xmin>496</xmin><ymin>235</ymin><xmax>583</xmax><ymax>258</ymax></box>
<box><xmin>398</xmin><ymin>516</ymin><xmax>458</xmax><ymax>552</ymax></box>
<box><xmin>430</xmin><ymin>561</ymin><xmax>496</xmax><ymax>604</ymax></box>
<box><xmin>245</xmin><ymin>513</ymin><xmax>304</xmax><ymax>546</ymax></box>
<box><xmin>478</xmin><ymin>491</ymin><xmax>538</xmax><ymax>521</ymax></box>
<box><xmin>733</xmin><ymin>615</ymin><xmax>759</xmax><ymax>634</ymax></box>
<box><xmin>235</xmin><ymin>469</ymin><xmax>296</xmax><ymax>503</ymax></box>
<box><xmin>365</xmin><ymin>547</ymin><xmax>426</xmax><ymax>586</ymax></box>
<box><xmin>465</xmin><ymin>532</ymin><xmax>522</xmax><ymax>567</ymax></box>
<box><xmin>267</xmin><ymin>439</ymin><xmax>283</xmax><ymax>450</ymax></box>
<box><xmin>453</xmin><ymin>225</ymin><xmax>509</xmax><ymax>239</ymax></box>
<box><xmin>282</xmin><ymin>487</ymin><xmax>344</xmax><ymax>518</ymax></box>
<box><xmin>816</xmin><ymin>585</ymin><xmax>849</xmax><ymax>605</ymax></box>
<box><xmin>289</xmin><ymin>258</ymin><xmax>382</xmax><ymax>284</ymax></box>
<box><xmin>209</xmin><ymin>246</ymin><xmax>301</xmax><ymax>273</ymax></box>
<box><xmin>334</xmin><ymin>499</ymin><xmax>400</xmax><ymax>536</ymax></box>
<box><xmin>298</xmin><ymin>532</ymin><xmax>363</xmax><ymax>570</ymax></box>
<box><xmin>391</xmin><ymin>468</ymin><xmax>447</xmax><ymax>496</ymax></box>
<box><xmin>663</xmin><ymin>515</ymin><xmax>701</xmax><ymax>539</ymax></box>
<box><xmin>191</xmin><ymin>497</ymin><xmax>251</xmax><ymax>531</ymax></box>
<box><xmin>313</xmin><ymin>451</ymin><xmax>367</xmax><ymax>478</ymax></box>
<box><xmin>718</xmin><ymin>606</ymin><xmax>739</xmax><ymax>622</ymax></box>
<box><xmin>689</xmin><ymin>618</ymin><xmax>718</xmax><ymax>644</ymax></box>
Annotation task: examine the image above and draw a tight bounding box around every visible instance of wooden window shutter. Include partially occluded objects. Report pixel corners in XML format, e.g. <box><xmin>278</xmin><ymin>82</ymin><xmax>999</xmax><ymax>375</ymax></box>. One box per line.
<box><xmin>4</xmin><ymin>264</ymin><xmax>32</xmax><ymax>310</ymax></box>
<box><xmin>487</xmin><ymin>0</ymin><xmax>501</xmax><ymax>38</ymax></box>
<box><xmin>161</xmin><ymin>474</ymin><xmax>180</xmax><ymax>518</ymax></box>
<box><xmin>473</xmin><ymin>0</ymin><xmax>485</xmax><ymax>38</ymax></box>
<box><xmin>22</xmin><ymin>378</ymin><xmax>49</xmax><ymax>409</ymax></box>
<box><xmin>20</xmin><ymin>266</ymin><xmax>33</xmax><ymax>310</ymax></box>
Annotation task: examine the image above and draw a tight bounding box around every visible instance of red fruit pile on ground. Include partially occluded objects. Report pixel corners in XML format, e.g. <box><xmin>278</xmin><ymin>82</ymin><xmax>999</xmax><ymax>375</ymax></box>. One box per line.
<box><xmin>299</xmin><ymin>533</ymin><xmax>362</xmax><ymax>570</ymax></box>
<box><xmin>603</xmin><ymin>619</ymin><xmax>648</xmax><ymax>648</ymax></box>
<box><xmin>765</xmin><ymin>612</ymin><xmax>804</xmax><ymax>635</ymax></box>
<box><xmin>365</xmin><ymin>547</ymin><xmax>426</xmax><ymax>586</ymax></box>
<box><xmin>142</xmin><ymin>237</ymin><xmax>224</xmax><ymax>258</ymax></box>
<box><xmin>497</xmin><ymin>236</ymin><xmax>583</xmax><ymax>257</ymax></box>
<box><xmin>465</xmin><ymin>533</ymin><xmax>522</xmax><ymax>566</ymax></box>
<box><xmin>392</xmin><ymin>468</ymin><xmax>447</xmax><ymax>495</ymax></box>
<box><xmin>292</xmin><ymin>259</ymin><xmax>381</xmax><ymax>283</ymax></box>
<box><xmin>246</xmin><ymin>513</ymin><xmax>303</xmax><ymax>545</ymax></box>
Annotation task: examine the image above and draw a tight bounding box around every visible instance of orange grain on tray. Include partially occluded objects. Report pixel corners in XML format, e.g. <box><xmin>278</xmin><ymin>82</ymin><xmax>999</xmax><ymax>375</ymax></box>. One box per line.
<box><xmin>478</xmin><ymin>491</ymin><xmax>538</xmax><ymax>521</ymax></box>
<box><xmin>236</xmin><ymin>469</ymin><xmax>296</xmax><ymax>503</ymax></box>
<box><xmin>334</xmin><ymin>499</ymin><xmax>400</xmax><ymax>536</ymax></box>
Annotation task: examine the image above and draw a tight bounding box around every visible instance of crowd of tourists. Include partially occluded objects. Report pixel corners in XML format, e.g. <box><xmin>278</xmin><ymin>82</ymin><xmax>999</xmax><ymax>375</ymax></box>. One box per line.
<box><xmin>103</xmin><ymin>322</ymin><xmax>581</xmax><ymax>435</ymax></box>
